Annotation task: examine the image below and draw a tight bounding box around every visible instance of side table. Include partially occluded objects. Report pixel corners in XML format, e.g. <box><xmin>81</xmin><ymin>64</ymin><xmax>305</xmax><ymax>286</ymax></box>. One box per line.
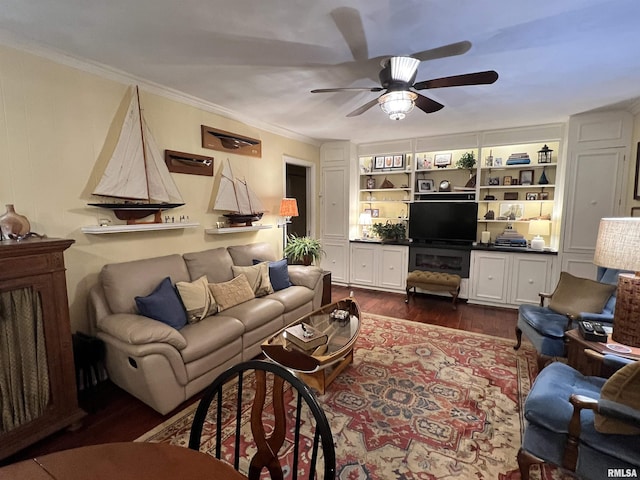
<box><xmin>565</xmin><ymin>328</ymin><xmax>640</xmax><ymax>377</ymax></box>
<box><xmin>322</xmin><ymin>270</ymin><xmax>332</xmax><ymax>306</ymax></box>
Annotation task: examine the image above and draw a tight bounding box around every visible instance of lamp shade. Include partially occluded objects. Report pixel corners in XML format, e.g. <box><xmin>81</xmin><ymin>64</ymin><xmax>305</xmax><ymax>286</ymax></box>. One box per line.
<box><xmin>279</xmin><ymin>198</ymin><xmax>299</xmax><ymax>218</ymax></box>
<box><xmin>378</xmin><ymin>91</ymin><xmax>417</xmax><ymax>120</ymax></box>
<box><xmin>528</xmin><ymin>219</ymin><xmax>550</xmax><ymax>237</ymax></box>
<box><xmin>358</xmin><ymin>212</ymin><xmax>373</xmax><ymax>226</ymax></box>
<box><xmin>593</xmin><ymin>218</ymin><xmax>640</xmax><ymax>271</ymax></box>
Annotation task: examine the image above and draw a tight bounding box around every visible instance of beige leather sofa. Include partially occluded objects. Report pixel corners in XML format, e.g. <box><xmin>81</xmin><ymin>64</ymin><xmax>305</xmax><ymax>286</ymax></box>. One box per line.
<box><xmin>88</xmin><ymin>242</ymin><xmax>323</xmax><ymax>414</ymax></box>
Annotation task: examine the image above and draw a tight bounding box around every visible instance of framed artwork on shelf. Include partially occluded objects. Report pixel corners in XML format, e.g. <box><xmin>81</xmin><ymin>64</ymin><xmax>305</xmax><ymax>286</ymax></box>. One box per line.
<box><xmin>384</xmin><ymin>156</ymin><xmax>393</xmax><ymax>168</ymax></box>
<box><xmin>503</xmin><ymin>176</ymin><xmax>512</xmax><ymax>185</ymax></box>
<box><xmin>494</xmin><ymin>158</ymin><xmax>503</xmax><ymax>166</ymax></box>
<box><xmin>504</xmin><ymin>192</ymin><xmax>519</xmax><ymax>200</ymax></box>
<box><xmin>371</xmin><ymin>208</ymin><xmax>380</xmax><ymax>218</ymax></box>
<box><xmin>374</xmin><ymin>156</ymin><xmax>385</xmax><ymax>169</ymax></box>
<box><xmin>499</xmin><ymin>202</ymin><xmax>525</xmax><ymax>220</ymax></box>
<box><xmin>364</xmin><ymin>208</ymin><xmax>372</xmax><ymax>215</ymax></box>
<box><xmin>417</xmin><ymin>179</ymin><xmax>435</xmax><ymax>192</ymax></box>
<box><xmin>488</xmin><ymin>177</ymin><xmax>500</xmax><ymax>186</ymax></box>
<box><xmin>634</xmin><ymin>142</ymin><xmax>640</xmax><ymax>200</ymax></box>
<box><xmin>631</xmin><ymin>207</ymin><xmax>640</xmax><ymax>217</ymax></box>
<box><xmin>434</xmin><ymin>153</ymin><xmax>452</xmax><ymax>167</ymax></box>
<box><xmin>360</xmin><ymin>158</ymin><xmax>373</xmax><ymax>173</ymax></box>
<box><xmin>519</xmin><ymin>169</ymin><xmax>534</xmax><ymax>185</ymax></box>
<box><xmin>526</xmin><ymin>192</ymin><xmax>539</xmax><ymax>200</ymax></box>
<box><xmin>539</xmin><ymin>192</ymin><xmax>549</xmax><ymax>200</ymax></box>
<box><xmin>392</xmin><ymin>154</ymin><xmax>405</xmax><ymax>169</ymax></box>
<box><xmin>416</xmin><ymin>155</ymin><xmax>433</xmax><ymax>170</ymax></box>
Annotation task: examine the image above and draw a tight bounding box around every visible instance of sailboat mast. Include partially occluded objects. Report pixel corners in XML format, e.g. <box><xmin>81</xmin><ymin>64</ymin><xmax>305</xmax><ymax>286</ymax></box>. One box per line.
<box><xmin>136</xmin><ymin>86</ymin><xmax>151</xmax><ymax>204</ymax></box>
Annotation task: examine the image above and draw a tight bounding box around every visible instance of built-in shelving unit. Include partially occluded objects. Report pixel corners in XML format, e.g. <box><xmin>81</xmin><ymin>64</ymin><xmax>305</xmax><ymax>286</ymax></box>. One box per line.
<box><xmin>205</xmin><ymin>225</ymin><xmax>273</xmax><ymax>234</ymax></box>
<box><xmin>413</xmin><ymin>148</ymin><xmax>479</xmax><ymax>203</ymax></box>
<box><xmin>82</xmin><ymin>222</ymin><xmax>200</xmax><ymax>234</ymax></box>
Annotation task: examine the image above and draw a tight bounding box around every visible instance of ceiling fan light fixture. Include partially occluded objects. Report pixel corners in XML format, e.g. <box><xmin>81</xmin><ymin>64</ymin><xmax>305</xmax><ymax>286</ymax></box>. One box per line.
<box><xmin>378</xmin><ymin>90</ymin><xmax>417</xmax><ymax>120</ymax></box>
<box><xmin>389</xmin><ymin>56</ymin><xmax>420</xmax><ymax>82</ymax></box>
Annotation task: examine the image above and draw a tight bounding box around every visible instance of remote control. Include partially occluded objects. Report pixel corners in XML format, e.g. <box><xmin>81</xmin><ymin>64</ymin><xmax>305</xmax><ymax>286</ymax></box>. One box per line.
<box><xmin>593</xmin><ymin>323</ymin><xmax>606</xmax><ymax>335</ymax></box>
<box><xmin>582</xmin><ymin>321</ymin><xmax>594</xmax><ymax>332</ymax></box>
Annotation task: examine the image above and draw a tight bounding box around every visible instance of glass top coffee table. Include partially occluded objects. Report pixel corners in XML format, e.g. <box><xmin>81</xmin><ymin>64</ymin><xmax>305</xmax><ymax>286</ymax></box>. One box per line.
<box><xmin>262</xmin><ymin>297</ymin><xmax>360</xmax><ymax>393</ymax></box>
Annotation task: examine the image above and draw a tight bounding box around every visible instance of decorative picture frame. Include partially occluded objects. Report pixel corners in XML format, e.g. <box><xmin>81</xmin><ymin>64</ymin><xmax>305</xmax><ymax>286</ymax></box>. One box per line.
<box><xmin>539</xmin><ymin>192</ymin><xmax>549</xmax><ymax>200</ymax></box>
<box><xmin>374</xmin><ymin>156</ymin><xmax>385</xmax><ymax>169</ymax></box>
<box><xmin>504</xmin><ymin>192</ymin><xmax>519</xmax><ymax>200</ymax></box>
<box><xmin>494</xmin><ymin>158</ymin><xmax>503</xmax><ymax>167</ymax></box>
<box><xmin>519</xmin><ymin>169</ymin><xmax>534</xmax><ymax>185</ymax></box>
<box><xmin>392</xmin><ymin>154</ymin><xmax>405</xmax><ymax>169</ymax></box>
<box><xmin>364</xmin><ymin>208</ymin><xmax>372</xmax><ymax>215</ymax></box>
<box><xmin>503</xmin><ymin>175</ymin><xmax>512</xmax><ymax>185</ymax></box>
<box><xmin>488</xmin><ymin>177</ymin><xmax>500</xmax><ymax>186</ymax></box>
<box><xmin>417</xmin><ymin>179</ymin><xmax>435</xmax><ymax>192</ymax></box>
<box><xmin>384</xmin><ymin>156</ymin><xmax>393</xmax><ymax>168</ymax></box>
<box><xmin>434</xmin><ymin>153</ymin><xmax>452</xmax><ymax>167</ymax></box>
<box><xmin>499</xmin><ymin>202</ymin><xmax>525</xmax><ymax>220</ymax></box>
<box><xmin>526</xmin><ymin>192</ymin><xmax>539</xmax><ymax>201</ymax></box>
<box><xmin>371</xmin><ymin>208</ymin><xmax>380</xmax><ymax>218</ymax></box>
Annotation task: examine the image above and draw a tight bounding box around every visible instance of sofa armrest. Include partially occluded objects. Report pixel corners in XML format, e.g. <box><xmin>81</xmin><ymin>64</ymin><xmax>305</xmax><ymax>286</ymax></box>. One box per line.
<box><xmin>97</xmin><ymin>313</ymin><xmax>187</xmax><ymax>350</ymax></box>
<box><xmin>288</xmin><ymin>265</ymin><xmax>322</xmax><ymax>290</ymax></box>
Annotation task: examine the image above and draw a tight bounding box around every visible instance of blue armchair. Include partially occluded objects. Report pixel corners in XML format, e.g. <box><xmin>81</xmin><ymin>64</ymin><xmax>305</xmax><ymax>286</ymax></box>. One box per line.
<box><xmin>518</xmin><ymin>356</ymin><xmax>640</xmax><ymax>480</ymax></box>
<box><xmin>514</xmin><ymin>267</ymin><xmax>620</xmax><ymax>369</ymax></box>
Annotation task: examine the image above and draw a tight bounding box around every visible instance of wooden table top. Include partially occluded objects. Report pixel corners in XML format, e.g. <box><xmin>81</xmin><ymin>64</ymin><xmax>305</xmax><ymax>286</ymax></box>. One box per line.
<box><xmin>0</xmin><ymin>442</ymin><xmax>247</xmax><ymax>480</ymax></box>
<box><xmin>566</xmin><ymin>328</ymin><xmax>640</xmax><ymax>360</ymax></box>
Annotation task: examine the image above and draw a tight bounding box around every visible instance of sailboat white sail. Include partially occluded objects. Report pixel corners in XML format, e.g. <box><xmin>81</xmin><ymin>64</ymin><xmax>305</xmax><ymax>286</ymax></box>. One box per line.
<box><xmin>214</xmin><ymin>159</ymin><xmax>265</xmax><ymax>226</ymax></box>
<box><xmin>89</xmin><ymin>87</ymin><xmax>184</xmax><ymax>223</ymax></box>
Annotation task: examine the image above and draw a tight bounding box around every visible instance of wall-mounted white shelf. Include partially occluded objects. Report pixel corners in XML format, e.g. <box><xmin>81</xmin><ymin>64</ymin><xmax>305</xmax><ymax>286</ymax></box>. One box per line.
<box><xmin>205</xmin><ymin>225</ymin><xmax>273</xmax><ymax>234</ymax></box>
<box><xmin>82</xmin><ymin>222</ymin><xmax>200</xmax><ymax>234</ymax></box>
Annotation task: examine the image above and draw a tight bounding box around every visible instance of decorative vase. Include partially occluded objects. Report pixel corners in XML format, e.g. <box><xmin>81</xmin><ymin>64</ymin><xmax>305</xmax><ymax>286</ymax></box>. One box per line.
<box><xmin>0</xmin><ymin>204</ymin><xmax>30</xmax><ymax>239</ymax></box>
<box><xmin>538</xmin><ymin>168</ymin><xmax>549</xmax><ymax>185</ymax></box>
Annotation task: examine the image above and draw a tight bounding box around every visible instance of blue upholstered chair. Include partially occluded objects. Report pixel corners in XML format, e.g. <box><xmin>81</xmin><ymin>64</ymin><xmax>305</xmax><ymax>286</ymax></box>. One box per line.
<box><xmin>514</xmin><ymin>267</ymin><xmax>620</xmax><ymax>368</ymax></box>
<box><xmin>518</xmin><ymin>356</ymin><xmax>640</xmax><ymax>480</ymax></box>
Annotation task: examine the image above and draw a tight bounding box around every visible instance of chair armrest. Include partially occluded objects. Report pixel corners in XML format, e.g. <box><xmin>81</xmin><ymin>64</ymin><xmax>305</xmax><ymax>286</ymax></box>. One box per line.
<box><xmin>288</xmin><ymin>265</ymin><xmax>322</xmax><ymax>290</ymax></box>
<box><xmin>97</xmin><ymin>313</ymin><xmax>187</xmax><ymax>350</ymax></box>
<box><xmin>538</xmin><ymin>292</ymin><xmax>553</xmax><ymax>307</ymax></box>
<box><xmin>563</xmin><ymin>394</ymin><xmax>599</xmax><ymax>471</ymax></box>
<box><xmin>575</xmin><ymin>312</ymin><xmax>614</xmax><ymax>324</ymax></box>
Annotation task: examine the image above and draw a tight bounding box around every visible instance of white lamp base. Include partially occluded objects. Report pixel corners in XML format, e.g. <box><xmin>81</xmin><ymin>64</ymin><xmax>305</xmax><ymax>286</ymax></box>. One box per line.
<box><xmin>530</xmin><ymin>235</ymin><xmax>545</xmax><ymax>251</ymax></box>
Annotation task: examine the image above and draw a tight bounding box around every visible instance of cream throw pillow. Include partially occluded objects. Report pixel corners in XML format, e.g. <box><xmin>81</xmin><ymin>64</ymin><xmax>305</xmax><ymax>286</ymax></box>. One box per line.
<box><xmin>175</xmin><ymin>275</ymin><xmax>217</xmax><ymax>323</ymax></box>
<box><xmin>594</xmin><ymin>361</ymin><xmax>640</xmax><ymax>435</ymax></box>
<box><xmin>209</xmin><ymin>274</ymin><xmax>255</xmax><ymax>312</ymax></box>
<box><xmin>232</xmin><ymin>262</ymin><xmax>273</xmax><ymax>297</ymax></box>
<box><xmin>548</xmin><ymin>272</ymin><xmax>616</xmax><ymax>317</ymax></box>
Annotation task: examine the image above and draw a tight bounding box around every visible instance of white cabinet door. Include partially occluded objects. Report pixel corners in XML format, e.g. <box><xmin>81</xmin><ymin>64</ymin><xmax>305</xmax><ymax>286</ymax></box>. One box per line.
<box><xmin>470</xmin><ymin>252</ymin><xmax>509</xmax><ymax>304</ymax></box>
<box><xmin>321</xmin><ymin>167</ymin><xmax>349</xmax><ymax>240</ymax></box>
<box><xmin>378</xmin><ymin>245</ymin><xmax>408</xmax><ymax>291</ymax></box>
<box><xmin>321</xmin><ymin>241</ymin><xmax>348</xmax><ymax>284</ymax></box>
<box><xmin>350</xmin><ymin>243</ymin><xmax>376</xmax><ymax>286</ymax></box>
<box><xmin>510</xmin><ymin>254</ymin><xmax>553</xmax><ymax>305</ymax></box>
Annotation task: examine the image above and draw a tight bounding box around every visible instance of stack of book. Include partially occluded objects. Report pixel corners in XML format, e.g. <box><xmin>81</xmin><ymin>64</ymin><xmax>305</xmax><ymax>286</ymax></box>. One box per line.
<box><xmin>506</xmin><ymin>153</ymin><xmax>531</xmax><ymax>165</ymax></box>
<box><xmin>284</xmin><ymin>323</ymin><xmax>328</xmax><ymax>352</ymax></box>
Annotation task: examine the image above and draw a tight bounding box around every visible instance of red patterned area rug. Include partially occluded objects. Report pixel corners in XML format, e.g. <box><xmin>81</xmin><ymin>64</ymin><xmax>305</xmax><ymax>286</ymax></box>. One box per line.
<box><xmin>136</xmin><ymin>313</ymin><xmax>571</xmax><ymax>479</ymax></box>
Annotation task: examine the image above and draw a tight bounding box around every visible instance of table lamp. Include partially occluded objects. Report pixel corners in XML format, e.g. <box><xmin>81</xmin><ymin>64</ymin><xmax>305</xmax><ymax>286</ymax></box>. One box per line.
<box><xmin>359</xmin><ymin>212</ymin><xmax>373</xmax><ymax>239</ymax></box>
<box><xmin>278</xmin><ymin>198</ymin><xmax>298</xmax><ymax>247</ymax></box>
<box><xmin>593</xmin><ymin>217</ymin><xmax>640</xmax><ymax>347</ymax></box>
<box><xmin>528</xmin><ymin>219</ymin><xmax>550</xmax><ymax>251</ymax></box>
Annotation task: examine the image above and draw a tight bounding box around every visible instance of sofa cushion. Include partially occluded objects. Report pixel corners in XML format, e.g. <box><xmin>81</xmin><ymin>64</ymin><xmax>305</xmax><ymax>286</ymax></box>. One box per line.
<box><xmin>176</xmin><ymin>275</ymin><xmax>217</xmax><ymax>323</ymax></box>
<box><xmin>266</xmin><ymin>285</ymin><xmax>314</xmax><ymax>312</ymax></box>
<box><xmin>519</xmin><ymin>303</ymin><xmax>572</xmax><ymax>339</ymax></box>
<box><xmin>595</xmin><ymin>361</ymin><xmax>640</xmax><ymax>435</ymax></box>
<box><xmin>135</xmin><ymin>277</ymin><xmax>188</xmax><ymax>330</ymax></box>
<box><xmin>549</xmin><ymin>272</ymin><xmax>616</xmax><ymax>317</ymax></box>
<box><xmin>97</xmin><ymin>313</ymin><xmax>187</xmax><ymax>350</ymax></box>
<box><xmin>223</xmin><ymin>297</ymin><xmax>285</xmax><ymax>331</ymax></box>
<box><xmin>228</xmin><ymin>242</ymin><xmax>278</xmax><ymax>266</ymax></box>
<box><xmin>232</xmin><ymin>262</ymin><xmax>274</xmax><ymax>297</ymax></box>
<box><xmin>255</xmin><ymin>258</ymin><xmax>292</xmax><ymax>291</ymax></box>
<box><xmin>183</xmin><ymin>247</ymin><xmax>234</xmax><ymax>284</ymax></box>
<box><xmin>209</xmin><ymin>275</ymin><xmax>255</xmax><ymax>311</ymax></box>
<box><xmin>179</xmin><ymin>314</ymin><xmax>245</xmax><ymax>363</ymax></box>
<box><xmin>101</xmin><ymin>254</ymin><xmax>190</xmax><ymax>314</ymax></box>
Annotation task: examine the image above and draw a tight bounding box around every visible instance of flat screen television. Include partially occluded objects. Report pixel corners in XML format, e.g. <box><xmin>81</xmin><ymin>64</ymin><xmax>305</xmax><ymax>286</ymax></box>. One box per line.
<box><xmin>409</xmin><ymin>202</ymin><xmax>478</xmax><ymax>244</ymax></box>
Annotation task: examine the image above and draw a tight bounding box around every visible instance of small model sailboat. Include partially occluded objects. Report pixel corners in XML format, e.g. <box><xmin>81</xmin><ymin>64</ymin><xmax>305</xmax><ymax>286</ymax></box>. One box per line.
<box><xmin>214</xmin><ymin>159</ymin><xmax>265</xmax><ymax>226</ymax></box>
<box><xmin>88</xmin><ymin>86</ymin><xmax>184</xmax><ymax>224</ymax></box>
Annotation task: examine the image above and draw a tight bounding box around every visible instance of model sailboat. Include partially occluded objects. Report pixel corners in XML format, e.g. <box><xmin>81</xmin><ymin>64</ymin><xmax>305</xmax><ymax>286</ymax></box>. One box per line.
<box><xmin>88</xmin><ymin>86</ymin><xmax>184</xmax><ymax>224</ymax></box>
<box><xmin>214</xmin><ymin>159</ymin><xmax>265</xmax><ymax>226</ymax></box>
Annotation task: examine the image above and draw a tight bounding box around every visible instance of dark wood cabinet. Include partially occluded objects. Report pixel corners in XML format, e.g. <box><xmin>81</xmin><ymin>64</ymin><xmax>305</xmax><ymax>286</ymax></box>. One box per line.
<box><xmin>0</xmin><ymin>238</ymin><xmax>85</xmax><ymax>461</ymax></box>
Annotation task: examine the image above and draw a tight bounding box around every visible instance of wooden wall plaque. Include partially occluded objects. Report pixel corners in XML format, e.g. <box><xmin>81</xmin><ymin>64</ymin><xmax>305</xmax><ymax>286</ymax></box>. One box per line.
<box><xmin>201</xmin><ymin>125</ymin><xmax>261</xmax><ymax>158</ymax></box>
<box><xmin>165</xmin><ymin>150</ymin><xmax>214</xmax><ymax>176</ymax></box>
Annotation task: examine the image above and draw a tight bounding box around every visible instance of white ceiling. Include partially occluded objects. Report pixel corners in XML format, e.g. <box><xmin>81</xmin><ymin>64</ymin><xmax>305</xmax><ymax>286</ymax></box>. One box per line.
<box><xmin>1</xmin><ymin>0</ymin><xmax>639</xmax><ymax>144</ymax></box>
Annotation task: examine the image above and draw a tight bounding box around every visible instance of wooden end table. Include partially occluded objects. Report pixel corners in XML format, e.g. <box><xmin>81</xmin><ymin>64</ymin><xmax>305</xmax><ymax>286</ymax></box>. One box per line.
<box><xmin>566</xmin><ymin>328</ymin><xmax>640</xmax><ymax>376</ymax></box>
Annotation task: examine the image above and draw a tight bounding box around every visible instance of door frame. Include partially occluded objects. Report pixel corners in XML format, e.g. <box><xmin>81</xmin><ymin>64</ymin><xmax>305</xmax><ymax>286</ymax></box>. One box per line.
<box><xmin>283</xmin><ymin>155</ymin><xmax>316</xmax><ymax>238</ymax></box>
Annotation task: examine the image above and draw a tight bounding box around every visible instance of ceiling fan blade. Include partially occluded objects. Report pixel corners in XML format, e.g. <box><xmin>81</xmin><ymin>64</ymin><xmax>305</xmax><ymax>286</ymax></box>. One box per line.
<box><xmin>346</xmin><ymin>98</ymin><xmax>380</xmax><ymax>117</ymax></box>
<box><xmin>311</xmin><ymin>87</ymin><xmax>383</xmax><ymax>93</ymax></box>
<box><xmin>414</xmin><ymin>93</ymin><xmax>445</xmax><ymax>114</ymax></box>
<box><xmin>331</xmin><ymin>7</ymin><xmax>369</xmax><ymax>62</ymax></box>
<box><xmin>412</xmin><ymin>41</ymin><xmax>472</xmax><ymax>62</ymax></box>
<box><xmin>414</xmin><ymin>70</ymin><xmax>499</xmax><ymax>90</ymax></box>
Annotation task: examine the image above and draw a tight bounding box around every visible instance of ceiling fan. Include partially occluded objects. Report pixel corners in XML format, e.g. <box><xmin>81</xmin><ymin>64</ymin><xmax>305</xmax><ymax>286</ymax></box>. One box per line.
<box><xmin>311</xmin><ymin>42</ymin><xmax>498</xmax><ymax>120</ymax></box>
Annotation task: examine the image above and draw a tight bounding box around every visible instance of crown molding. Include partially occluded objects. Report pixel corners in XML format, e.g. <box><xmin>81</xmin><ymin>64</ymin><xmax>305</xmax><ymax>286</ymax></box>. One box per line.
<box><xmin>0</xmin><ymin>28</ymin><xmax>321</xmax><ymax>147</ymax></box>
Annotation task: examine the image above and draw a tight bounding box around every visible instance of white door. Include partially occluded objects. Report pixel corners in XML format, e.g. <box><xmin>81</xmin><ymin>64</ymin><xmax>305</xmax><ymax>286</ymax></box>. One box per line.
<box><xmin>470</xmin><ymin>252</ymin><xmax>510</xmax><ymax>304</ymax></box>
<box><xmin>379</xmin><ymin>245</ymin><xmax>408</xmax><ymax>290</ymax></box>
<box><xmin>350</xmin><ymin>243</ymin><xmax>376</xmax><ymax>286</ymax></box>
<box><xmin>510</xmin><ymin>255</ymin><xmax>553</xmax><ymax>305</ymax></box>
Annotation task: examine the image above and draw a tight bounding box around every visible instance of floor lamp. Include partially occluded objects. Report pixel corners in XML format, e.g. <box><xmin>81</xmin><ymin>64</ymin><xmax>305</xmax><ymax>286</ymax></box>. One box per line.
<box><xmin>593</xmin><ymin>217</ymin><xmax>640</xmax><ymax>347</ymax></box>
<box><xmin>279</xmin><ymin>198</ymin><xmax>299</xmax><ymax>249</ymax></box>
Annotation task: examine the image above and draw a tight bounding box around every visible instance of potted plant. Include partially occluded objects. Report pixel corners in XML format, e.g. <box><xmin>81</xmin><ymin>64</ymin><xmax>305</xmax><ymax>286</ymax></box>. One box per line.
<box><xmin>456</xmin><ymin>151</ymin><xmax>477</xmax><ymax>187</ymax></box>
<box><xmin>371</xmin><ymin>221</ymin><xmax>407</xmax><ymax>242</ymax></box>
<box><xmin>283</xmin><ymin>235</ymin><xmax>324</xmax><ymax>265</ymax></box>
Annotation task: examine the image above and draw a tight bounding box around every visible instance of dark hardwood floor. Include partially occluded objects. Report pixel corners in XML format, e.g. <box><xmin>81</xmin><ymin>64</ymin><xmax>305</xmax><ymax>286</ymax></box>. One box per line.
<box><xmin>2</xmin><ymin>286</ymin><xmax>519</xmax><ymax>467</ymax></box>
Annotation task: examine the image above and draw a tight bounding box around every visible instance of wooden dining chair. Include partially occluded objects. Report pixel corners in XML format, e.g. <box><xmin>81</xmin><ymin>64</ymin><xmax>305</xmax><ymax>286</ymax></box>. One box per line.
<box><xmin>188</xmin><ymin>360</ymin><xmax>336</xmax><ymax>480</ymax></box>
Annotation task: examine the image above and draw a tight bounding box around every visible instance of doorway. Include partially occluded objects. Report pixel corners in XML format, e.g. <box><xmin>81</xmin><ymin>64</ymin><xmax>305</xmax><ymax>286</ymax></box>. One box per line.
<box><xmin>283</xmin><ymin>156</ymin><xmax>316</xmax><ymax>238</ymax></box>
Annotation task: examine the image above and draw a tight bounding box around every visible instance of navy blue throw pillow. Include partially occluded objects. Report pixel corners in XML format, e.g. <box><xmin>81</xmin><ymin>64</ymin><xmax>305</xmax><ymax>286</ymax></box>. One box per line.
<box><xmin>253</xmin><ymin>258</ymin><xmax>292</xmax><ymax>291</ymax></box>
<box><xmin>135</xmin><ymin>277</ymin><xmax>188</xmax><ymax>329</ymax></box>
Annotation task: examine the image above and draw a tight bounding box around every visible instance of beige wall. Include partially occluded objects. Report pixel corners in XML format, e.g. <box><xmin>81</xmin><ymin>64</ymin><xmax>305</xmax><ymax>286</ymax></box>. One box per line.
<box><xmin>0</xmin><ymin>45</ymin><xmax>320</xmax><ymax>332</ymax></box>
